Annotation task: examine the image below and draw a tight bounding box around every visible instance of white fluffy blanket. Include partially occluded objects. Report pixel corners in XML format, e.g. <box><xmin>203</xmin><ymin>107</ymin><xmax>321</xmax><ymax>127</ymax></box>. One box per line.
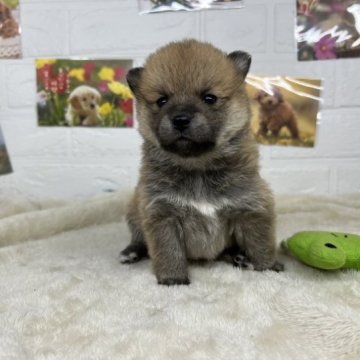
<box><xmin>0</xmin><ymin>193</ymin><xmax>360</xmax><ymax>360</ymax></box>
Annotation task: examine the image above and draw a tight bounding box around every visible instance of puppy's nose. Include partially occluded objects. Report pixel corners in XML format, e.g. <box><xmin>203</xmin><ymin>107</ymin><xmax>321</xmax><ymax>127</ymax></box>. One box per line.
<box><xmin>90</xmin><ymin>103</ymin><xmax>96</xmax><ymax>109</ymax></box>
<box><xmin>172</xmin><ymin>113</ymin><xmax>192</xmax><ymax>131</ymax></box>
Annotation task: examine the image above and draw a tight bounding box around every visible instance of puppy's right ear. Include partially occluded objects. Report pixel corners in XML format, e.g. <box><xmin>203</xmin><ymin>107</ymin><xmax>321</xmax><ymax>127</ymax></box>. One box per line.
<box><xmin>228</xmin><ymin>51</ymin><xmax>251</xmax><ymax>80</ymax></box>
<box><xmin>3</xmin><ymin>5</ymin><xmax>11</xmax><ymax>19</ymax></box>
<box><xmin>70</xmin><ymin>95</ymin><xmax>82</xmax><ymax>110</ymax></box>
<box><xmin>126</xmin><ymin>67</ymin><xmax>144</xmax><ymax>97</ymax></box>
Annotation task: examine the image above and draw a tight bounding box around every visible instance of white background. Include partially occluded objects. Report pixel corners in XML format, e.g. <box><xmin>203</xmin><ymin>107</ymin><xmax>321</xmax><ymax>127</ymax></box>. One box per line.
<box><xmin>0</xmin><ymin>0</ymin><xmax>359</xmax><ymax>199</ymax></box>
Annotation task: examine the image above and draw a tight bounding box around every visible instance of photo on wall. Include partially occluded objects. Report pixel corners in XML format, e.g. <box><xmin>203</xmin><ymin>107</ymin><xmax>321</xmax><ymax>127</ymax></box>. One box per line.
<box><xmin>0</xmin><ymin>124</ymin><xmax>12</xmax><ymax>176</ymax></box>
<box><xmin>297</xmin><ymin>0</ymin><xmax>360</xmax><ymax>61</ymax></box>
<box><xmin>246</xmin><ymin>76</ymin><xmax>322</xmax><ymax>147</ymax></box>
<box><xmin>36</xmin><ymin>59</ymin><xmax>134</xmax><ymax>128</ymax></box>
<box><xmin>138</xmin><ymin>0</ymin><xmax>244</xmax><ymax>14</ymax></box>
<box><xmin>0</xmin><ymin>0</ymin><xmax>21</xmax><ymax>58</ymax></box>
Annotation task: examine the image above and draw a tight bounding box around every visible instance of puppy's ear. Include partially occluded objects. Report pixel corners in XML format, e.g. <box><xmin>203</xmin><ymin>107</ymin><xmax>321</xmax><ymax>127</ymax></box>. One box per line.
<box><xmin>3</xmin><ymin>4</ymin><xmax>12</xmax><ymax>19</ymax></box>
<box><xmin>274</xmin><ymin>89</ymin><xmax>284</xmax><ymax>103</ymax></box>
<box><xmin>126</xmin><ymin>67</ymin><xmax>144</xmax><ymax>97</ymax></box>
<box><xmin>227</xmin><ymin>51</ymin><xmax>251</xmax><ymax>79</ymax></box>
<box><xmin>94</xmin><ymin>90</ymin><xmax>101</xmax><ymax>104</ymax></box>
<box><xmin>276</xmin><ymin>91</ymin><xmax>284</xmax><ymax>102</ymax></box>
<box><xmin>70</xmin><ymin>95</ymin><xmax>82</xmax><ymax>110</ymax></box>
<box><xmin>256</xmin><ymin>91</ymin><xmax>263</xmax><ymax>101</ymax></box>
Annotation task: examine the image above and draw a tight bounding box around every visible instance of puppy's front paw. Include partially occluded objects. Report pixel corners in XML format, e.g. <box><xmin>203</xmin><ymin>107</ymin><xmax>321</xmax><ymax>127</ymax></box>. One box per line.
<box><xmin>253</xmin><ymin>260</ymin><xmax>285</xmax><ymax>272</ymax></box>
<box><xmin>119</xmin><ymin>251</ymin><xmax>140</xmax><ymax>264</ymax></box>
<box><xmin>157</xmin><ymin>277</ymin><xmax>190</xmax><ymax>286</ymax></box>
<box><xmin>270</xmin><ymin>261</ymin><xmax>284</xmax><ymax>272</ymax></box>
<box><xmin>233</xmin><ymin>254</ymin><xmax>255</xmax><ymax>270</ymax></box>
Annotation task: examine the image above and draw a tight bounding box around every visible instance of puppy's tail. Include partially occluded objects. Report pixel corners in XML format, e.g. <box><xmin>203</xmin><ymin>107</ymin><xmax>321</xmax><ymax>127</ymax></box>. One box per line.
<box><xmin>0</xmin><ymin>191</ymin><xmax>131</xmax><ymax>247</ymax></box>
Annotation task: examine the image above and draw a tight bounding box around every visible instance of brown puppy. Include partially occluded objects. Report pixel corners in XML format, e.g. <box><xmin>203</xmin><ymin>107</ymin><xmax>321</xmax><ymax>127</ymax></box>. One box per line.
<box><xmin>0</xmin><ymin>1</ymin><xmax>19</xmax><ymax>39</ymax></box>
<box><xmin>256</xmin><ymin>88</ymin><xmax>299</xmax><ymax>139</ymax></box>
<box><xmin>120</xmin><ymin>40</ymin><xmax>282</xmax><ymax>285</ymax></box>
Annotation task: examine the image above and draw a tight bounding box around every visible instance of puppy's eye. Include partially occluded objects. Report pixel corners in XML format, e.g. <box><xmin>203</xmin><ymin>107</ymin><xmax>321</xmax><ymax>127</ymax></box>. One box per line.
<box><xmin>202</xmin><ymin>94</ymin><xmax>217</xmax><ymax>105</ymax></box>
<box><xmin>156</xmin><ymin>96</ymin><xmax>168</xmax><ymax>108</ymax></box>
<box><xmin>82</xmin><ymin>98</ymin><xmax>86</xmax><ymax>102</ymax></box>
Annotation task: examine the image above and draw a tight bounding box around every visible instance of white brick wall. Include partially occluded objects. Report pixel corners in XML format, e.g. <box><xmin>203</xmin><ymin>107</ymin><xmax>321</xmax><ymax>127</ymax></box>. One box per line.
<box><xmin>0</xmin><ymin>0</ymin><xmax>359</xmax><ymax>199</ymax></box>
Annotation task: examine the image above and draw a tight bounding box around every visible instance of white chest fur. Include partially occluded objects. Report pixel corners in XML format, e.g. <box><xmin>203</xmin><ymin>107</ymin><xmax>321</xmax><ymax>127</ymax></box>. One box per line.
<box><xmin>149</xmin><ymin>194</ymin><xmax>231</xmax><ymax>259</ymax></box>
<box><xmin>150</xmin><ymin>194</ymin><xmax>230</xmax><ymax>218</ymax></box>
<box><xmin>187</xmin><ymin>200</ymin><xmax>219</xmax><ymax>217</ymax></box>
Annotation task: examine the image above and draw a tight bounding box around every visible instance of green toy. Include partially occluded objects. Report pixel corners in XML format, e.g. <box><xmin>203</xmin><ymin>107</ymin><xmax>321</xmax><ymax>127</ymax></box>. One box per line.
<box><xmin>281</xmin><ymin>231</ymin><xmax>360</xmax><ymax>270</ymax></box>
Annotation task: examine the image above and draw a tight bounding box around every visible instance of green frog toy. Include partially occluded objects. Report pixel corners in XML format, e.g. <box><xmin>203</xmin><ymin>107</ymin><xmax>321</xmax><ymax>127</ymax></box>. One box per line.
<box><xmin>281</xmin><ymin>231</ymin><xmax>360</xmax><ymax>270</ymax></box>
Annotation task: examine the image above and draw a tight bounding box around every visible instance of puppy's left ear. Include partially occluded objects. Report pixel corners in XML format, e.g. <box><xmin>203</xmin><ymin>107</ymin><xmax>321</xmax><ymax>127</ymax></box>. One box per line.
<box><xmin>127</xmin><ymin>67</ymin><xmax>144</xmax><ymax>97</ymax></box>
<box><xmin>276</xmin><ymin>90</ymin><xmax>284</xmax><ymax>103</ymax></box>
<box><xmin>228</xmin><ymin>51</ymin><xmax>251</xmax><ymax>80</ymax></box>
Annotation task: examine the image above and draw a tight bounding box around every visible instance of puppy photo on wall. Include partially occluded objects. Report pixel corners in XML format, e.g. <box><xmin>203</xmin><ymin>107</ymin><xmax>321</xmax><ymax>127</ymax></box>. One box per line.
<box><xmin>0</xmin><ymin>0</ymin><xmax>21</xmax><ymax>58</ymax></box>
<box><xmin>246</xmin><ymin>76</ymin><xmax>322</xmax><ymax>147</ymax></box>
<box><xmin>120</xmin><ymin>39</ymin><xmax>283</xmax><ymax>286</ymax></box>
<box><xmin>36</xmin><ymin>59</ymin><xmax>134</xmax><ymax>128</ymax></box>
<box><xmin>65</xmin><ymin>85</ymin><xmax>101</xmax><ymax>126</ymax></box>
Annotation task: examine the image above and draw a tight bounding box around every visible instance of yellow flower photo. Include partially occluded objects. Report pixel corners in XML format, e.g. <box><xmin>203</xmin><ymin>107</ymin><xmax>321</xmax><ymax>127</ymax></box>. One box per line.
<box><xmin>36</xmin><ymin>59</ymin><xmax>134</xmax><ymax>128</ymax></box>
<box><xmin>108</xmin><ymin>81</ymin><xmax>133</xmax><ymax>100</ymax></box>
<box><xmin>98</xmin><ymin>67</ymin><xmax>115</xmax><ymax>82</ymax></box>
<box><xmin>68</xmin><ymin>68</ymin><xmax>85</xmax><ymax>82</ymax></box>
<box><xmin>99</xmin><ymin>102</ymin><xmax>113</xmax><ymax>116</ymax></box>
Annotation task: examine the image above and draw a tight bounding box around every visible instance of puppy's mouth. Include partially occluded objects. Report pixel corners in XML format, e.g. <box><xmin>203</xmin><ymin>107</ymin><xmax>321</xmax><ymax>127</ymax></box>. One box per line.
<box><xmin>161</xmin><ymin>135</ymin><xmax>215</xmax><ymax>158</ymax></box>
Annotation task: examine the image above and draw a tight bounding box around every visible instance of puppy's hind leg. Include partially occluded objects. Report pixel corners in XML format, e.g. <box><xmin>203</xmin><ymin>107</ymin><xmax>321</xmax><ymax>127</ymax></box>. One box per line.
<box><xmin>120</xmin><ymin>229</ymin><xmax>148</xmax><ymax>264</ymax></box>
<box><xmin>232</xmin><ymin>191</ymin><xmax>283</xmax><ymax>272</ymax></box>
<box><xmin>217</xmin><ymin>245</ymin><xmax>254</xmax><ymax>270</ymax></box>
<box><xmin>288</xmin><ymin>116</ymin><xmax>299</xmax><ymax>139</ymax></box>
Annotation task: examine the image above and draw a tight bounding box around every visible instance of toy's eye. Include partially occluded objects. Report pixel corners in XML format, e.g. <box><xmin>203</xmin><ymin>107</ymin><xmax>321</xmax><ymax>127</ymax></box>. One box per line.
<box><xmin>156</xmin><ymin>96</ymin><xmax>168</xmax><ymax>108</ymax></box>
<box><xmin>202</xmin><ymin>94</ymin><xmax>217</xmax><ymax>105</ymax></box>
<box><xmin>325</xmin><ymin>243</ymin><xmax>337</xmax><ymax>249</ymax></box>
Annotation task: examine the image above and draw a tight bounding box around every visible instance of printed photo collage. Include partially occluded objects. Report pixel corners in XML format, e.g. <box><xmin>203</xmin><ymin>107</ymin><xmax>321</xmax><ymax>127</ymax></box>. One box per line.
<box><xmin>2</xmin><ymin>1</ymin><xmax>360</xmax><ymax>176</ymax></box>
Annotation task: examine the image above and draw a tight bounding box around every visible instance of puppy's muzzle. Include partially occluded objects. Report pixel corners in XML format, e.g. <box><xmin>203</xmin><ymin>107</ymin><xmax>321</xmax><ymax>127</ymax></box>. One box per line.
<box><xmin>172</xmin><ymin>113</ymin><xmax>193</xmax><ymax>132</ymax></box>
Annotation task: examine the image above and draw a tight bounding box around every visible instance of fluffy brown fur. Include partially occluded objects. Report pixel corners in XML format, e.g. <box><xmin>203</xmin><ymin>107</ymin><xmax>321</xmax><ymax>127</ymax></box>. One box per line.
<box><xmin>120</xmin><ymin>40</ymin><xmax>283</xmax><ymax>285</ymax></box>
<box><xmin>256</xmin><ymin>88</ymin><xmax>299</xmax><ymax>139</ymax></box>
<box><xmin>0</xmin><ymin>1</ymin><xmax>19</xmax><ymax>39</ymax></box>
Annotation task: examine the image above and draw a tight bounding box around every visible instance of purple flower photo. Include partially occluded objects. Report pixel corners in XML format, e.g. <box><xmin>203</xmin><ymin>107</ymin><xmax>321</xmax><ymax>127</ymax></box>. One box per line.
<box><xmin>296</xmin><ymin>0</ymin><xmax>360</xmax><ymax>61</ymax></box>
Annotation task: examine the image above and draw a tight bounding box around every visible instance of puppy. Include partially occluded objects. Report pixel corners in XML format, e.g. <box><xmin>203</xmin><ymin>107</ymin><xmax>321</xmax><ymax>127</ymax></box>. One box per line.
<box><xmin>256</xmin><ymin>88</ymin><xmax>299</xmax><ymax>139</ymax></box>
<box><xmin>120</xmin><ymin>40</ymin><xmax>283</xmax><ymax>285</ymax></box>
<box><xmin>65</xmin><ymin>85</ymin><xmax>101</xmax><ymax>126</ymax></box>
<box><xmin>0</xmin><ymin>1</ymin><xmax>19</xmax><ymax>39</ymax></box>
